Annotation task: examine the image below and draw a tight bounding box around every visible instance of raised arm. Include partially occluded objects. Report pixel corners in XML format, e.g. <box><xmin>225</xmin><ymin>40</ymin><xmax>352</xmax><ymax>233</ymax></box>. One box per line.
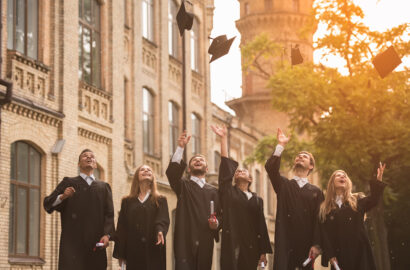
<box><xmin>211</xmin><ymin>125</ymin><xmax>238</xmax><ymax>192</ymax></box>
<box><xmin>165</xmin><ymin>130</ymin><xmax>191</xmax><ymax>196</ymax></box>
<box><xmin>358</xmin><ymin>162</ymin><xmax>387</xmax><ymax>212</ymax></box>
<box><xmin>265</xmin><ymin>128</ymin><xmax>289</xmax><ymax>194</ymax></box>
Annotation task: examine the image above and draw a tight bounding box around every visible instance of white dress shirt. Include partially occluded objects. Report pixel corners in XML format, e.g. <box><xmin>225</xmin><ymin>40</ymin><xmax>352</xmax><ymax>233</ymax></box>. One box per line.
<box><xmin>335</xmin><ymin>195</ymin><xmax>343</xmax><ymax>208</ymax></box>
<box><xmin>138</xmin><ymin>190</ymin><xmax>151</xmax><ymax>203</ymax></box>
<box><xmin>243</xmin><ymin>190</ymin><xmax>253</xmax><ymax>200</ymax></box>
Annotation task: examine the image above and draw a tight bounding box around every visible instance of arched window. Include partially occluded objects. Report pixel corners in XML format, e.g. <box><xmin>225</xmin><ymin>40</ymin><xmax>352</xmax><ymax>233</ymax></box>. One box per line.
<box><xmin>7</xmin><ymin>0</ymin><xmax>38</xmax><ymax>59</ymax></box>
<box><xmin>9</xmin><ymin>141</ymin><xmax>41</xmax><ymax>257</ymax></box>
<box><xmin>190</xmin><ymin>18</ymin><xmax>200</xmax><ymax>72</ymax></box>
<box><xmin>168</xmin><ymin>0</ymin><xmax>180</xmax><ymax>59</ymax></box>
<box><xmin>143</xmin><ymin>88</ymin><xmax>155</xmax><ymax>155</ymax></box>
<box><xmin>142</xmin><ymin>0</ymin><xmax>154</xmax><ymax>41</ymax></box>
<box><xmin>79</xmin><ymin>0</ymin><xmax>101</xmax><ymax>88</ymax></box>
<box><xmin>191</xmin><ymin>113</ymin><xmax>201</xmax><ymax>154</ymax></box>
<box><xmin>168</xmin><ymin>101</ymin><xmax>179</xmax><ymax>156</ymax></box>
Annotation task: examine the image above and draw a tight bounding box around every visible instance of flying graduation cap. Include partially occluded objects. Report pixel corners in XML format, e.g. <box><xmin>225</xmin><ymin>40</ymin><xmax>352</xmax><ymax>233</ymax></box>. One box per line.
<box><xmin>291</xmin><ymin>44</ymin><xmax>303</xmax><ymax>65</ymax></box>
<box><xmin>208</xmin><ymin>35</ymin><xmax>236</xmax><ymax>63</ymax></box>
<box><xmin>176</xmin><ymin>0</ymin><xmax>194</xmax><ymax>36</ymax></box>
<box><xmin>372</xmin><ymin>46</ymin><xmax>402</xmax><ymax>78</ymax></box>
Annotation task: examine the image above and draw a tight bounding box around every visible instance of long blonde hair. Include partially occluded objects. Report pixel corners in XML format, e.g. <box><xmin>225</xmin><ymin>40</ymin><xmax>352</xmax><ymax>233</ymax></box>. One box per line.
<box><xmin>127</xmin><ymin>165</ymin><xmax>162</xmax><ymax>207</ymax></box>
<box><xmin>319</xmin><ymin>170</ymin><xmax>359</xmax><ymax>222</ymax></box>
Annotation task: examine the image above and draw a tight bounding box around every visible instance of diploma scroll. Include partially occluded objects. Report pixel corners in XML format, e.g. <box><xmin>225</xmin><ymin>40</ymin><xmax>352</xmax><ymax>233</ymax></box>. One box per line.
<box><xmin>209</xmin><ymin>200</ymin><xmax>216</xmax><ymax>223</ymax></box>
<box><xmin>302</xmin><ymin>257</ymin><xmax>311</xmax><ymax>267</ymax></box>
<box><xmin>120</xmin><ymin>262</ymin><xmax>126</xmax><ymax>270</ymax></box>
<box><xmin>260</xmin><ymin>261</ymin><xmax>265</xmax><ymax>269</ymax></box>
<box><xmin>333</xmin><ymin>261</ymin><xmax>341</xmax><ymax>270</ymax></box>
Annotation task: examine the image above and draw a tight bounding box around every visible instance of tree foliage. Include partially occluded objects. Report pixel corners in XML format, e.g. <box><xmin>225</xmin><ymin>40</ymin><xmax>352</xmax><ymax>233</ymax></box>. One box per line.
<box><xmin>242</xmin><ymin>0</ymin><xmax>410</xmax><ymax>268</ymax></box>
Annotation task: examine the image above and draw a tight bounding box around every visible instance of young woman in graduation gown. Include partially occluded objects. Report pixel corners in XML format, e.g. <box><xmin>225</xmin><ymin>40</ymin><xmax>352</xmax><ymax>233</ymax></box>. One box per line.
<box><xmin>211</xmin><ymin>125</ymin><xmax>272</xmax><ymax>270</ymax></box>
<box><xmin>113</xmin><ymin>165</ymin><xmax>170</xmax><ymax>270</ymax></box>
<box><xmin>319</xmin><ymin>163</ymin><xmax>387</xmax><ymax>270</ymax></box>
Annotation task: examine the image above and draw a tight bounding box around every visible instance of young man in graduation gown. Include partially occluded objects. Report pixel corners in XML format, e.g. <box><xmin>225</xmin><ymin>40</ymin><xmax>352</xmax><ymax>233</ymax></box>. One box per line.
<box><xmin>212</xmin><ymin>125</ymin><xmax>272</xmax><ymax>270</ymax></box>
<box><xmin>44</xmin><ymin>149</ymin><xmax>115</xmax><ymax>270</ymax></box>
<box><xmin>166</xmin><ymin>130</ymin><xmax>220</xmax><ymax>270</ymax></box>
<box><xmin>265</xmin><ymin>129</ymin><xmax>324</xmax><ymax>270</ymax></box>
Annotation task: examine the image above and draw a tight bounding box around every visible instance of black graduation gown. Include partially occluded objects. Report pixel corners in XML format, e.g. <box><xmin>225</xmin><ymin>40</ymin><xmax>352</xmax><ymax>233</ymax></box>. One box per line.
<box><xmin>219</xmin><ymin>157</ymin><xmax>273</xmax><ymax>270</ymax></box>
<box><xmin>43</xmin><ymin>176</ymin><xmax>115</xmax><ymax>270</ymax></box>
<box><xmin>113</xmin><ymin>195</ymin><xmax>170</xmax><ymax>270</ymax></box>
<box><xmin>165</xmin><ymin>160</ymin><xmax>221</xmax><ymax>270</ymax></box>
<box><xmin>320</xmin><ymin>180</ymin><xmax>387</xmax><ymax>270</ymax></box>
<box><xmin>265</xmin><ymin>154</ymin><xmax>324</xmax><ymax>270</ymax></box>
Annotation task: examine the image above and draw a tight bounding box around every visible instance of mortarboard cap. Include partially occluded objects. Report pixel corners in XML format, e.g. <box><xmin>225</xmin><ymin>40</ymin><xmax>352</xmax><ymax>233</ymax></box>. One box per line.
<box><xmin>176</xmin><ymin>1</ymin><xmax>194</xmax><ymax>36</ymax></box>
<box><xmin>291</xmin><ymin>44</ymin><xmax>303</xmax><ymax>65</ymax></box>
<box><xmin>208</xmin><ymin>35</ymin><xmax>236</xmax><ymax>63</ymax></box>
<box><xmin>372</xmin><ymin>46</ymin><xmax>402</xmax><ymax>78</ymax></box>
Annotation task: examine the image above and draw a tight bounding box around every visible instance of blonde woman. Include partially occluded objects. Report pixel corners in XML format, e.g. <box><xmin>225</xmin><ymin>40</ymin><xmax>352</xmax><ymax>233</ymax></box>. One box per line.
<box><xmin>113</xmin><ymin>165</ymin><xmax>170</xmax><ymax>270</ymax></box>
<box><xmin>319</xmin><ymin>163</ymin><xmax>386</xmax><ymax>270</ymax></box>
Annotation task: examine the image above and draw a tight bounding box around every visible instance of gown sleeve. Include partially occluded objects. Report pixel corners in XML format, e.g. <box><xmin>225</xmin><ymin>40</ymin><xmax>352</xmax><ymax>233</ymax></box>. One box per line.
<box><xmin>358</xmin><ymin>179</ymin><xmax>387</xmax><ymax>213</ymax></box>
<box><xmin>43</xmin><ymin>177</ymin><xmax>70</xmax><ymax>213</ymax></box>
<box><xmin>113</xmin><ymin>198</ymin><xmax>127</xmax><ymax>260</ymax></box>
<box><xmin>265</xmin><ymin>154</ymin><xmax>287</xmax><ymax>194</ymax></box>
<box><xmin>218</xmin><ymin>157</ymin><xmax>238</xmax><ymax>194</ymax></box>
<box><xmin>103</xmin><ymin>183</ymin><xmax>115</xmax><ymax>236</ymax></box>
<box><xmin>155</xmin><ymin>197</ymin><xmax>170</xmax><ymax>238</ymax></box>
<box><xmin>257</xmin><ymin>197</ymin><xmax>273</xmax><ymax>255</ymax></box>
<box><xmin>165</xmin><ymin>160</ymin><xmax>187</xmax><ymax>196</ymax></box>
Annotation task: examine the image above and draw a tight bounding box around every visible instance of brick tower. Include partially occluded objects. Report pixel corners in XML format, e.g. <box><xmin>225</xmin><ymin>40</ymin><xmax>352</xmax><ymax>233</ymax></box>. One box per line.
<box><xmin>227</xmin><ymin>0</ymin><xmax>314</xmax><ymax>134</ymax></box>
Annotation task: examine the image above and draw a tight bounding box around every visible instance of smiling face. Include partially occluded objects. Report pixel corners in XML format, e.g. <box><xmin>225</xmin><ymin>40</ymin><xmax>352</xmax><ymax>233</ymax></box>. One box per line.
<box><xmin>293</xmin><ymin>151</ymin><xmax>315</xmax><ymax>175</ymax></box>
<box><xmin>188</xmin><ymin>155</ymin><xmax>208</xmax><ymax>176</ymax></box>
<box><xmin>333</xmin><ymin>171</ymin><xmax>348</xmax><ymax>189</ymax></box>
<box><xmin>234</xmin><ymin>168</ymin><xmax>251</xmax><ymax>183</ymax></box>
<box><xmin>138</xmin><ymin>165</ymin><xmax>153</xmax><ymax>182</ymax></box>
<box><xmin>78</xmin><ymin>150</ymin><xmax>97</xmax><ymax>171</ymax></box>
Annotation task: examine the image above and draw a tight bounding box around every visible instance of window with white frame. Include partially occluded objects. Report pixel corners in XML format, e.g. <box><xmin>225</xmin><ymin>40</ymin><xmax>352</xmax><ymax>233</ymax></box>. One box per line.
<box><xmin>78</xmin><ymin>0</ymin><xmax>102</xmax><ymax>88</ymax></box>
<box><xmin>191</xmin><ymin>113</ymin><xmax>201</xmax><ymax>154</ymax></box>
<box><xmin>7</xmin><ymin>0</ymin><xmax>38</xmax><ymax>59</ymax></box>
<box><xmin>142</xmin><ymin>0</ymin><xmax>154</xmax><ymax>41</ymax></box>
<box><xmin>168</xmin><ymin>0</ymin><xmax>180</xmax><ymax>59</ymax></box>
<box><xmin>168</xmin><ymin>101</ymin><xmax>179</xmax><ymax>156</ymax></box>
<box><xmin>143</xmin><ymin>88</ymin><xmax>155</xmax><ymax>155</ymax></box>
<box><xmin>190</xmin><ymin>18</ymin><xmax>200</xmax><ymax>72</ymax></box>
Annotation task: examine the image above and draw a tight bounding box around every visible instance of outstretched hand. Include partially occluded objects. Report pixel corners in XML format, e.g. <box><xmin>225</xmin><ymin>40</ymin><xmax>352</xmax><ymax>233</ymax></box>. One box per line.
<box><xmin>178</xmin><ymin>130</ymin><xmax>191</xmax><ymax>148</ymax></box>
<box><xmin>211</xmin><ymin>125</ymin><xmax>227</xmax><ymax>138</ymax></box>
<box><xmin>377</xmin><ymin>162</ymin><xmax>386</xmax><ymax>181</ymax></box>
<box><xmin>277</xmin><ymin>128</ymin><xmax>289</xmax><ymax>146</ymax></box>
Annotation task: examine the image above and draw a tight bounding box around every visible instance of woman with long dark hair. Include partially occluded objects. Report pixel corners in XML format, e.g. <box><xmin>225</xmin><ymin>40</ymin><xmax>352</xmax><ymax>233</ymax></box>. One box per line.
<box><xmin>319</xmin><ymin>163</ymin><xmax>386</xmax><ymax>270</ymax></box>
<box><xmin>211</xmin><ymin>125</ymin><xmax>272</xmax><ymax>270</ymax></box>
<box><xmin>113</xmin><ymin>165</ymin><xmax>170</xmax><ymax>270</ymax></box>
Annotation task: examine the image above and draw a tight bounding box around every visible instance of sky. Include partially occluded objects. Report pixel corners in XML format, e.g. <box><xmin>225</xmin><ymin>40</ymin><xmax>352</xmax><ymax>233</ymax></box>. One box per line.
<box><xmin>210</xmin><ymin>0</ymin><xmax>410</xmax><ymax>114</ymax></box>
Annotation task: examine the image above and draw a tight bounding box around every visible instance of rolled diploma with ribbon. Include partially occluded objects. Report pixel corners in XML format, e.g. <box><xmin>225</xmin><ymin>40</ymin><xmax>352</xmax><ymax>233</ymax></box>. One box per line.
<box><xmin>302</xmin><ymin>257</ymin><xmax>311</xmax><ymax>267</ymax></box>
<box><xmin>333</xmin><ymin>261</ymin><xmax>341</xmax><ymax>270</ymax></box>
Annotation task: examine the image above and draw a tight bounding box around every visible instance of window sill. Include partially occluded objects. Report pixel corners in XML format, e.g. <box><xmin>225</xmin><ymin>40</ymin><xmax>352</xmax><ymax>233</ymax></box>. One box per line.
<box><xmin>142</xmin><ymin>37</ymin><xmax>158</xmax><ymax>48</ymax></box>
<box><xmin>9</xmin><ymin>256</ymin><xmax>45</xmax><ymax>265</ymax></box>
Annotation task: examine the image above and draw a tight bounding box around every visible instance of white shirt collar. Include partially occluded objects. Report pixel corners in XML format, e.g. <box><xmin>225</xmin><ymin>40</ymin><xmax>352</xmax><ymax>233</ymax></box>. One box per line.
<box><xmin>335</xmin><ymin>195</ymin><xmax>343</xmax><ymax>208</ymax></box>
<box><xmin>79</xmin><ymin>173</ymin><xmax>95</xmax><ymax>185</ymax></box>
<box><xmin>293</xmin><ymin>176</ymin><xmax>308</xmax><ymax>188</ymax></box>
<box><xmin>138</xmin><ymin>190</ymin><xmax>151</xmax><ymax>203</ymax></box>
<box><xmin>190</xmin><ymin>176</ymin><xmax>206</xmax><ymax>188</ymax></box>
<box><xmin>243</xmin><ymin>190</ymin><xmax>253</xmax><ymax>200</ymax></box>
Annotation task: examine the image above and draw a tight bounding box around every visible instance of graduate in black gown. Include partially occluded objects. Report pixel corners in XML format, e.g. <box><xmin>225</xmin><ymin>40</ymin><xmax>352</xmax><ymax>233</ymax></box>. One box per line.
<box><xmin>211</xmin><ymin>125</ymin><xmax>272</xmax><ymax>270</ymax></box>
<box><xmin>165</xmin><ymin>130</ymin><xmax>221</xmax><ymax>270</ymax></box>
<box><xmin>265</xmin><ymin>129</ymin><xmax>324</xmax><ymax>270</ymax></box>
<box><xmin>113</xmin><ymin>164</ymin><xmax>170</xmax><ymax>270</ymax></box>
<box><xmin>43</xmin><ymin>149</ymin><xmax>115</xmax><ymax>270</ymax></box>
<box><xmin>319</xmin><ymin>163</ymin><xmax>387</xmax><ymax>270</ymax></box>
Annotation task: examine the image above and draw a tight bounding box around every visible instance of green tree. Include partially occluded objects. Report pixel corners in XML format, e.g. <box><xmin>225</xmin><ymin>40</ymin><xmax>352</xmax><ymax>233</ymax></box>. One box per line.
<box><xmin>243</xmin><ymin>0</ymin><xmax>410</xmax><ymax>269</ymax></box>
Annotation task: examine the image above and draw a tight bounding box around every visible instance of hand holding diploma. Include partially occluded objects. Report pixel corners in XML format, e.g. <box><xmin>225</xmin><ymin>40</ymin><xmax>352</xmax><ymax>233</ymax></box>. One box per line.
<box><xmin>99</xmin><ymin>235</ymin><xmax>110</xmax><ymax>248</ymax></box>
<box><xmin>208</xmin><ymin>201</ymin><xmax>218</xmax><ymax>230</ymax></box>
<box><xmin>330</xmin><ymin>257</ymin><xmax>341</xmax><ymax>270</ymax></box>
<box><xmin>258</xmin><ymin>254</ymin><xmax>267</xmax><ymax>268</ymax></box>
